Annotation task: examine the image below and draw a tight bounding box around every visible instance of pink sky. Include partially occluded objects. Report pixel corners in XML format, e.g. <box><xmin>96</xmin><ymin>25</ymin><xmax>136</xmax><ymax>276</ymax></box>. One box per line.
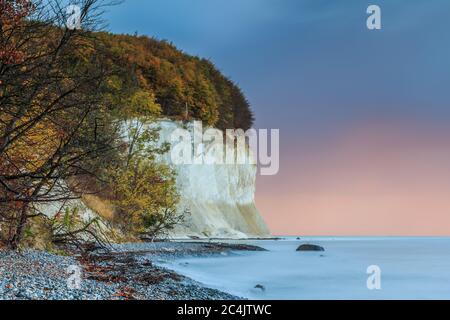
<box><xmin>256</xmin><ymin>121</ymin><xmax>450</xmax><ymax>236</ymax></box>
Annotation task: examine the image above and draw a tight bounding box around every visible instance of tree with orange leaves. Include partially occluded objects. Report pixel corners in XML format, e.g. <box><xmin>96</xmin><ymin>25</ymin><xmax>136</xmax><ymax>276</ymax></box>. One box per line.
<box><xmin>0</xmin><ymin>0</ymin><xmax>34</xmax><ymax>65</ymax></box>
<box><xmin>0</xmin><ymin>0</ymin><xmax>117</xmax><ymax>249</ymax></box>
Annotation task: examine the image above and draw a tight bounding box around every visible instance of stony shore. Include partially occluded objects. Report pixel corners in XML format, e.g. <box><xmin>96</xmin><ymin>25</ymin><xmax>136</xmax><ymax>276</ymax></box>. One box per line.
<box><xmin>0</xmin><ymin>241</ymin><xmax>266</xmax><ymax>300</ymax></box>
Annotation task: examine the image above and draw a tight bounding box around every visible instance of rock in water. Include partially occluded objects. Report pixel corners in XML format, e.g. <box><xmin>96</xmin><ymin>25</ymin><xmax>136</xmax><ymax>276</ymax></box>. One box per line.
<box><xmin>254</xmin><ymin>284</ymin><xmax>266</xmax><ymax>291</ymax></box>
<box><xmin>296</xmin><ymin>244</ymin><xmax>325</xmax><ymax>251</ymax></box>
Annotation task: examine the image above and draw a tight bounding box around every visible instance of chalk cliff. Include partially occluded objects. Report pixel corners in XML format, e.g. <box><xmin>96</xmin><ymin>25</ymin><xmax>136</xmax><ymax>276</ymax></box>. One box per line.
<box><xmin>156</xmin><ymin>120</ymin><xmax>271</xmax><ymax>239</ymax></box>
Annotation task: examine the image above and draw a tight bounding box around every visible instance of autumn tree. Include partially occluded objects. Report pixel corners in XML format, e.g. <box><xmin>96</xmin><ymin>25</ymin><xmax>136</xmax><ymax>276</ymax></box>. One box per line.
<box><xmin>98</xmin><ymin>85</ymin><xmax>184</xmax><ymax>240</ymax></box>
<box><xmin>0</xmin><ymin>0</ymin><xmax>117</xmax><ymax>249</ymax></box>
<box><xmin>96</xmin><ymin>33</ymin><xmax>254</xmax><ymax>130</ymax></box>
<box><xmin>0</xmin><ymin>0</ymin><xmax>34</xmax><ymax>65</ymax></box>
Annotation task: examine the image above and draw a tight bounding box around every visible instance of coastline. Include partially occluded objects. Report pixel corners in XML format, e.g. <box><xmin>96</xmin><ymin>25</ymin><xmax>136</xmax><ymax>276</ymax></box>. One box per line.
<box><xmin>0</xmin><ymin>242</ymin><xmax>266</xmax><ymax>300</ymax></box>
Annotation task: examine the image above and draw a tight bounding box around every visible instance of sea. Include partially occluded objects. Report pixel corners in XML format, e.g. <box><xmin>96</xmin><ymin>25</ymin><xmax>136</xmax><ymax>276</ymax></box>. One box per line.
<box><xmin>157</xmin><ymin>237</ymin><xmax>450</xmax><ymax>299</ymax></box>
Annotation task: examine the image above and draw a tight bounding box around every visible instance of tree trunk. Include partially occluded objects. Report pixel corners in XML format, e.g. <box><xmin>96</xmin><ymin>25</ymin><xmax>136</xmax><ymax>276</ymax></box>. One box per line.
<box><xmin>8</xmin><ymin>204</ymin><xmax>29</xmax><ymax>250</ymax></box>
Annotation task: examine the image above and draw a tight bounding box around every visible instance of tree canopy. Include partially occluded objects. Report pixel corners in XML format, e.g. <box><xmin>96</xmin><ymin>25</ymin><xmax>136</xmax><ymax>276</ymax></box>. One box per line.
<box><xmin>96</xmin><ymin>32</ymin><xmax>254</xmax><ymax>130</ymax></box>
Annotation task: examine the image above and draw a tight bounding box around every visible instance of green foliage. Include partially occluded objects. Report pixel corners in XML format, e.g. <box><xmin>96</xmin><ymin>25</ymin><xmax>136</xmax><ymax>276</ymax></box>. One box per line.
<box><xmin>98</xmin><ymin>91</ymin><xmax>181</xmax><ymax>238</ymax></box>
<box><xmin>19</xmin><ymin>215</ymin><xmax>54</xmax><ymax>252</ymax></box>
<box><xmin>109</xmin><ymin>159</ymin><xmax>180</xmax><ymax>236</ymax></box>
<box><xmin>73</xmin><ymin>32</ymin><xmax>187</xmax><ymax>241</ymax></box>
<box><xmin>126</xmin><ymin>90</ymin><xmax>162</xmax><ymax>118</ymax></box>
<box><xmin>48</xmin><ymin>206</ymin><xmax>111</xmax><ymax>250</ymax></box>
<box><xmin>96</xmin><ymin>32</ymin><xmax>254</xmax><ymax>130</ymax></box>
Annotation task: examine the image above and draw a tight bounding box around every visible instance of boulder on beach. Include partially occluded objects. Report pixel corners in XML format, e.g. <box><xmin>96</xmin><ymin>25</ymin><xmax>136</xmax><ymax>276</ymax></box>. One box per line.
<box><xmin>296</xmin><ymin>244</ymin><xmax>325</xmax><ymax>252</ymax></box>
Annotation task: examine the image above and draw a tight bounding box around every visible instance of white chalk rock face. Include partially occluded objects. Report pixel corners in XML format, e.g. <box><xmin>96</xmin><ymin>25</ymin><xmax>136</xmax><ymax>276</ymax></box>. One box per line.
<box><xmin>156</xmin><ymin>120</ymin><xmax>271</xmax><ymax>239</ymax></box>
